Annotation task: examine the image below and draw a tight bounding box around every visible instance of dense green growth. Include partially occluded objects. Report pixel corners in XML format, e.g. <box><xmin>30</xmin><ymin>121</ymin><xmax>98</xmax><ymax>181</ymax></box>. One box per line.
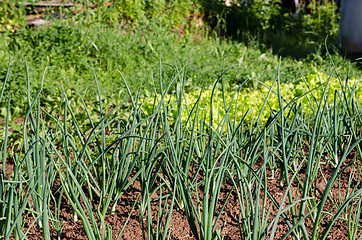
<box><xmin>0</xmin><ymin>0</ymin><xmax>202</xmax><ymax>30</ymax></box>
<box><xmin>0</xmin><ymin>0</ymin><xmax>361</xmax><ymax>157</ymax></box>
<box><xmin>203</xmin><ymin>0</ymin><xmax>340</xmax><ymax>57</ymax></box>
<box><xmin>0</xmin><ymin>0</ymin><xmax>344</xmax><ymax>57</ymax></box>
<box><xmin>142</xmin><ymin>71</ymin><xmax>362</xmax><ymax>126</ymax></box>
<box><xmin>1</xmin><ymin>60</ymin><xmax>362</xmax><ymax>239</ymax></box>
<box><xmin>1</xmin><ymin>0</ymin><xmax>362</xmax><ymax>239</ymax></box>
<box><xmin>0</xmin><ymin>20</ymin><xmax>360</xmax><ymax>122</ymax></box>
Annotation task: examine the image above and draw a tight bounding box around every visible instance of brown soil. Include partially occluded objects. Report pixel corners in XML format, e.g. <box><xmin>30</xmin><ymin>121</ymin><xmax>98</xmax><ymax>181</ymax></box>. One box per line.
<box><xmin>4</xmin><ymin>149</ymin><xmax>362</xmax><ymax>239</ymax></box>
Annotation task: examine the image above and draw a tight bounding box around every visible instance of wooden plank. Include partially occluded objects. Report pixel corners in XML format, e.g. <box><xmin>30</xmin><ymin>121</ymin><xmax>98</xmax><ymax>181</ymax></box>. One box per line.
<box><xmin>18</xmin><ymin>1</ymin><xmax>74</xmax><ymax>7</ymax></box>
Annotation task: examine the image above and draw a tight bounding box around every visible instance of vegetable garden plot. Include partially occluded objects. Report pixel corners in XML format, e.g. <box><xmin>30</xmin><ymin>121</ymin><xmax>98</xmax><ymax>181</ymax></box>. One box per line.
<box><xmin>1</xmin><ymin>62</ymin><xmax>362</xmax><ymax>239</ymax></box>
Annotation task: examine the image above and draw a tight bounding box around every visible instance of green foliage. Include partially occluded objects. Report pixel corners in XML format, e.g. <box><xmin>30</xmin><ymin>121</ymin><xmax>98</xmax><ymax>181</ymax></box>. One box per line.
<box><xmin>1</xmin><ymin>19</ymin><xmax>360</xmax><ymax>127</ymax></box>
<box><xmin>105</xmin><ymin>0</ymin><xmax>200</xmax><ymax>26</ymax></box>
<box><xmin>1</xmin><ymin>2</ymin><xmax>362</xmax><ymax>239</ymax></box>
<box><xmin>0</xmin><ymin>0</ymin><xmax>344</xmax><ymax>57</ymax></box>
<box><xmin>0</xmin><ymin>0</ymin><xmax>202</xmax><ymax>30</ymax></box>
<box><xmin>141</xmin><ymin>71</ymin><xmax>362</xmax><ymax>127</ymax></box>
<box><xmin>0</xmin><ymin>0</ymin><xmax>26</xmax><ymax>32</ymax></box>
<box><xmin>2</xmin><ymin>60</ymin><xmax>362</xmax><ymax>239</ymax></box>
<box><xmin>203</xmin><ymin>0</ymin><xmax>340</xmax><ymax>57</ymax></box>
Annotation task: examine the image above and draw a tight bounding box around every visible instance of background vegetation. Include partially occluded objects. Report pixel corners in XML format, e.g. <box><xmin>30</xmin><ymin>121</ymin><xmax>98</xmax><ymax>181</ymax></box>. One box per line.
<box><xmin>0</xmin><ymin>0</ymin><xmax>359</xmax><ymax>122</ymax></box>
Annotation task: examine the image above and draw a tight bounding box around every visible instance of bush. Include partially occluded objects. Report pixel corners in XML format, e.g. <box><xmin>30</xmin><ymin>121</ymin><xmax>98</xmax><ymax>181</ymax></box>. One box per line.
<box><xmin>202</xmin><ymin>0</ymin><xmax>340</xmax><ymax>57</ymax></box>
